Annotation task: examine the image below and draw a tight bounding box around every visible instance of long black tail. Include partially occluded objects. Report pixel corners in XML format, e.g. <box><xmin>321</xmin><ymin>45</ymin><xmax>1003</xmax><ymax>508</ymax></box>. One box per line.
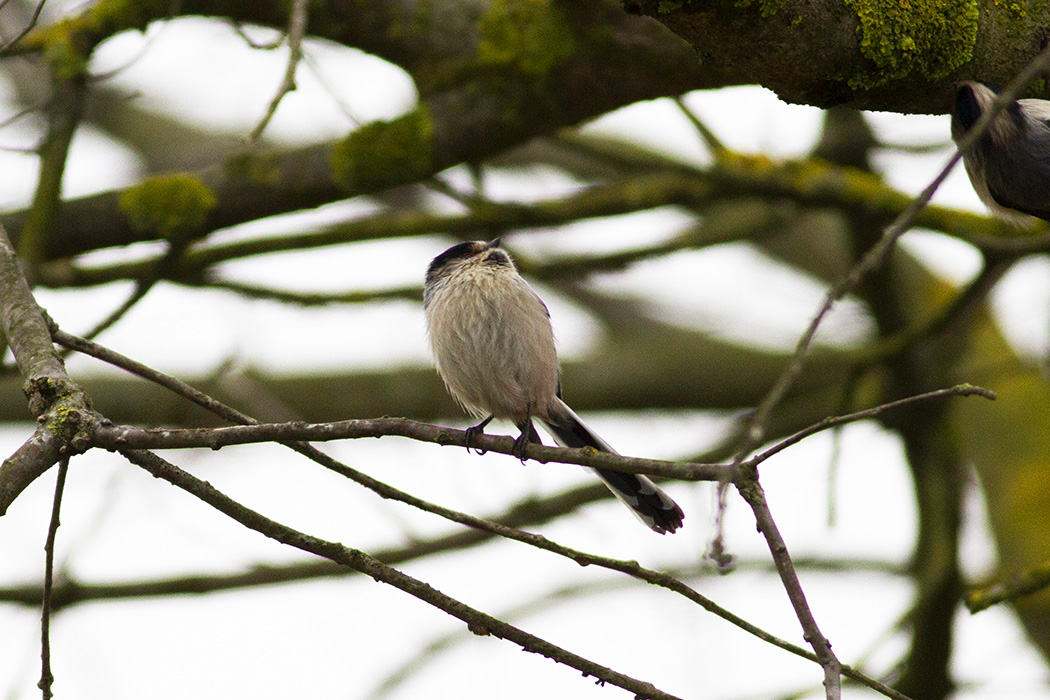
<box><xmin>538</xmin><ymin>399</ymin><xmax>684</xmax><ymax>534</ymax></box>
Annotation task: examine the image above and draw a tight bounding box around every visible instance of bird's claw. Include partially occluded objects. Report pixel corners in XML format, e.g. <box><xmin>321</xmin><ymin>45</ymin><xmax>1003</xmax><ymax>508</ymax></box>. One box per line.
<box><xmin>511</xmin><ymin>431</ymin><xmax>530</xmax><ymax>462</ymax></box>
<box><xmin>464</xmin><ymin>416</ymin><xmax>493</xmax><ymax>455</ymax></box>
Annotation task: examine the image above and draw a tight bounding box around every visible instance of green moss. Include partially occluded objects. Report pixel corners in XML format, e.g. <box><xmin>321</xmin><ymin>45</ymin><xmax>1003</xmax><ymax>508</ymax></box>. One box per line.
<box><xmin>23</xmin><ymin>0</ymin><xmax>174</xmax><ymax>78</ymax></box>
<box><xmin>990</xmin><ymin>0</ymin><xmax>1029</xmax><ymax>19</ymax></box>
<box><xmin>744</xmin><ymin>0</ymin><xmax>788</xmax><ymax>18</ymax></box>
<box><xmin>118</xmin><ymin>174</ymin><xmax>218</xmax><ymax>236</ymax></box>
<box><xmin>842</xmin><ymin>0</ymin><xmax>978</xmax><ymax>90</ymax></box>
<box><xmin>329</xmin><ymin>108</ymin><xmax>434</xmax><ymax>193</ymax></box>
<box><xmin>477</xmin><ymin>0</ymin><xmax>576</xmax><ymax>75</ymax></box>
<box><xmin>27</xmin><ymin>19</ymin><xmax>92</xmax><ymax>79</ymax></box>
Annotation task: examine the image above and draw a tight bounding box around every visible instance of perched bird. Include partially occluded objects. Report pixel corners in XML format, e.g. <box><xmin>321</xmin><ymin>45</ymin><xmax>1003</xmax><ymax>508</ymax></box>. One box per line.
<box><xmin>950</xmin><ymin>80</ymin><xmax>1050</xmax><ymax>223</ymax></box>
<box><xmin>423</xmin><ymin>239</ymin><xmax>685</xmax><ymax>534</ymax></box>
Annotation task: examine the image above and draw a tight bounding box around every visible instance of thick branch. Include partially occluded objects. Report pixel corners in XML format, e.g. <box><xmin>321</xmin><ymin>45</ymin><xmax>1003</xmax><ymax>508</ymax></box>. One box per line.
<box><xmin>0</xmin><ymin>222</ymin><xmax>92</xmax><ymax>514</ymax></box>
<box><xmin>629</xmin><ymin>0</ymin><xmax>1047</xmax><ymax>113</ymax></box>
<box><xmin>33</xmin><ymin>158</ymin><xmax>1026</xmax><ymax>287</ymax></box>
<box><xmin>4</xmin><ymin>0</ymin><xmax>706</xmax><ymax>260</ymax></box>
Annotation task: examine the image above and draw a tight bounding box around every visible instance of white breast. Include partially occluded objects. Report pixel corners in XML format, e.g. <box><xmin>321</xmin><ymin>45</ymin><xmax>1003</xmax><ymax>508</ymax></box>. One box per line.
<box><xmin>425</xmin><ymin>264</ymin><xmax>560</xmax><ymax>422</ymax></box>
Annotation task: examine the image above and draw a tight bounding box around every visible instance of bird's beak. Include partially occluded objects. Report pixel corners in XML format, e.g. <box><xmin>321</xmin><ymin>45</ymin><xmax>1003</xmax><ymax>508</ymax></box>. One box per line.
<box><xmin>486</xmin><ymin>237</ymin><xmax>501</xmax><ymax>249</ymax></box>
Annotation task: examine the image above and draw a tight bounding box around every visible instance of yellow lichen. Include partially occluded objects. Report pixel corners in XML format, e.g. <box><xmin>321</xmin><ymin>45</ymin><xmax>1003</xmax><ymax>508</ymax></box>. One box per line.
<box><xmin>118</xmin><ymin>173</ymin><xmax>218</xmax><ymax>236</ymax></box>
<box><xmin>476</xmin><ymin>0</ymin><xmax>576</xmax><ymax>75</ymax></box>
<box><xmin>21</xmin><ymin>0</ymin><xmax>173</xmax><ymax>77</ymax></box>
<box><xmin>329</xmin><ymin>108</ymin><xmax>434</xmax><ymax>193</ymax></box>
<box><xmin>842</xmin><ymin>0</ymin><xmax>978</xmax><ymax>90</ymax></box>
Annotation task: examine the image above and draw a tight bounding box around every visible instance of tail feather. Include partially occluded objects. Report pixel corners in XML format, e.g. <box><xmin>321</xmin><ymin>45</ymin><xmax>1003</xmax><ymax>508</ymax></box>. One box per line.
<box><xmin>540</xmin><ymin>399</ymin><xmax>684</xmax><ymax>534</ymax></box>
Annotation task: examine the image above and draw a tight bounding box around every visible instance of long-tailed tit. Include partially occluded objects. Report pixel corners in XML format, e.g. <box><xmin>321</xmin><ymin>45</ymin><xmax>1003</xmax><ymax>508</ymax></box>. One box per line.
<box><xmin>951</xmin><ymin>80</ymin><xmax>1050</xmax><ymax>223</ymax></box>
<box><xmin>423</xmin><ymin>239</ymin><xmax>684</xmax><ymax>534</ymax></box>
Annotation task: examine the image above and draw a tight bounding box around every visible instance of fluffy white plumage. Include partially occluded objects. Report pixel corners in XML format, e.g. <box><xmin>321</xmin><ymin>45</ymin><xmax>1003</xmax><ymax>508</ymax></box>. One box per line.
<box><xmin>423</xmin><ymin>239</ymin><xmax>684</xmax><ymax>534</ymax></box>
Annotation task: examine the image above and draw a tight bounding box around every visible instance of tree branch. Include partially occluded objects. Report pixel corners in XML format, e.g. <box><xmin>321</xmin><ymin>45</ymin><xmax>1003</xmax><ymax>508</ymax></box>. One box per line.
<box><xmin>734</xmin><ymin>468</ymin><xmax>843</xmax><ymax>698</ymax></box>
<box><xmin>0</xmin><ymin>222</ymin><xmax>92</xmax><ymax>514</ymax></box>
<box><xmin>37</xmin><ymin>454</ymin><xmax>68</xmax><ymax>700</ymax></box>
<box><xmin>91</xmin><ymin>418</ymin><xmax>729</xmax><ymax>481</ymax></box>
<box><xmin>120</xmin><ymin>447</ymin><xmax>685</xmax><ymax>700</ymax></box>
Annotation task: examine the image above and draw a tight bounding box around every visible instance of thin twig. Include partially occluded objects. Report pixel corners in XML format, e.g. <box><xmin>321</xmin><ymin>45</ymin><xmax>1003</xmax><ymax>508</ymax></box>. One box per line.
<box><xmin>735</xmin><ymin>469</ymin><xmax>842</xmax><ymax>698</ymax></box>
<box><xmin>748</xmin><ymin>383</ymin><xmax>996</xmax><ymax>467</ymax></box>
<box><xmin>228</xmin><ymin>20</ymin><xmax>286</xmax><ymax>50</ymax></box>
<box><xmin>80</xmin><ymin>235</ymin><xmax>197</xmax><ymax>341</ymax></box>
<box><xmin>244</xmin><ymin>0</ymin><xmax>309</xmax><ymax>144</ymax></box>
<box><xmin>857</xmin><ymin>258</ymin><xmax>1017</xmax><ymax>365</ymax></box>
<box><xmin>673</xmin><ymin>95</ymin><xmax>726</xmax><ymax>156</ymax></box>
<box><xmin>120</xmin><ymin>447</ymin><xmax>685</xmax><ymax>700</ymax></box>
<box><xmin>0</xmin><ymin>0</ymin><xmax>48</xmax><ymax>53</ymax></box>
<box><xmin>38</xmin><ymin>454</ymin><xmax>69</xmax><ymax>700</ymax></box>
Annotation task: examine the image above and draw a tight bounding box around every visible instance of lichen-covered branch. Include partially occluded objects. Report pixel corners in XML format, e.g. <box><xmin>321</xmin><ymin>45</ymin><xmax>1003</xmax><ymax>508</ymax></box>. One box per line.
<box><xmin>628</xmin><ymin>0</ymin><xmax>1040</xmax><ymax>113</ymax></box>
<box><xmin>3</xmin><ymin>0</ymin><xmax>706</xmax><ymax>260</ymax></box>
<box><xmin>0</xmin><ymin>222</ymin><xmax>93</xmax><ymax>515</ymax></box>
<box><xmin>31</xmin><ymin>154</ymin><xmax>1028</xmax><ymax>287</ymax></box>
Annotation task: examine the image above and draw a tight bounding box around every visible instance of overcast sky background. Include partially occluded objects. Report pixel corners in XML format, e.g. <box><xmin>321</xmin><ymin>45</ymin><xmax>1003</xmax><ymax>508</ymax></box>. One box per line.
<box><xmin>0</xmin><ymin>9</ymin><xmax>1049</xmax><ymax>700</ymax></box>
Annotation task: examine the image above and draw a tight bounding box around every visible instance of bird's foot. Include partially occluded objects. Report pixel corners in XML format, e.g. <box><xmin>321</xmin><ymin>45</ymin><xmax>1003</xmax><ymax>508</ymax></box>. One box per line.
<box><xmin>464</xmin><ymin>416</ymin><xmax>494</xmax><ymax>454</ymax></box>
<box><xmin>512</xmin><ymin>429</ymin><xmax>531</xmax><ymax>462</ymax></box>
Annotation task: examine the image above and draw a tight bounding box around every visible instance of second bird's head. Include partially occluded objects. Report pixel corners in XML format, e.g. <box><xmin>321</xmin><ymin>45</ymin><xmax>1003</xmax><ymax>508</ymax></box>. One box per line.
<box><xmin>950</xmin><ymin>81</ymin><xmax>1022</xmax><ymax>146</ymax></box>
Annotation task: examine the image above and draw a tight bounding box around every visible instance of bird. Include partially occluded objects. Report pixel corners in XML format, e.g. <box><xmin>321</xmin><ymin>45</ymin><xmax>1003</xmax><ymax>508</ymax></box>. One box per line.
<box><xmin>950</xmin><ymin>80</ymin><xmax>1050</xmax><ymax>223</ymax></box>
<box><xmin>423</xmin><ymin>238</ymin><xmax>685</xmax><ymax>534</ymax></box>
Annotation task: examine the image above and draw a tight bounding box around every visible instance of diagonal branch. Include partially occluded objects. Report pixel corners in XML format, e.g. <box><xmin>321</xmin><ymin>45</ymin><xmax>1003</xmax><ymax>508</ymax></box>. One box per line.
<box><xmin>734</xmin><ymin>467</ymin><xmax>843</xmax><ymax>697</ymax></box>
<box><xmin>120</xmin><ymin>447</ymin><xmax>685</xmax><ymax>700</ymax></box>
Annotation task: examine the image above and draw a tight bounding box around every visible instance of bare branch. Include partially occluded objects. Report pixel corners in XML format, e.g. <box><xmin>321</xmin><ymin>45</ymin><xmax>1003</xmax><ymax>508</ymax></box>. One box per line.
<box><xmin>967</xmin><ymin>560</ymin><xmax>1050</xmax><ymax>613</ymax></box>
<box><xmin>91</xmin><ymin>418</ymin><xmax>729</xmax><ymax>481</ymax></box>
<box><xmin>735</xmin><ymin>470</ymin><xmax>842</xmax><ymax>698</ymax></box>
<box><xmin>37</xmin><ymin>454</ymin><xmax>68</xmax><ymax>700</ymax></box>
<box><xmin>750</xmin><ymin>384</ymin><xmax>996</xmax><ymax>467</ymax></box>
<box><xmin>0</xmin><ymin>223</ymin><xmax>92</xmax><ymax>514</ymax></box>
<box><xmin>120</xmin><ymin>447</ymin><xmax>685</xmax><ymax>700</ymax></box>
<box><xmin>243</xmin><ymin>0</ymin><xmax>308</xmax><ymax>144</ymax></box>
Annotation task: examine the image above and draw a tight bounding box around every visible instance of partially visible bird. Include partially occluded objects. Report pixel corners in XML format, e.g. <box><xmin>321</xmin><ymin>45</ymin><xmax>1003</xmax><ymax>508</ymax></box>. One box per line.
<box><xmin>951</xmin><ymin>80</ymin><xmax>1050</xmax><ymax>223</ymax></box>
<box><xmin>423</xmin><ymin>239</ymin><xmax>685</xmax><ymax>534</ymax></box>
